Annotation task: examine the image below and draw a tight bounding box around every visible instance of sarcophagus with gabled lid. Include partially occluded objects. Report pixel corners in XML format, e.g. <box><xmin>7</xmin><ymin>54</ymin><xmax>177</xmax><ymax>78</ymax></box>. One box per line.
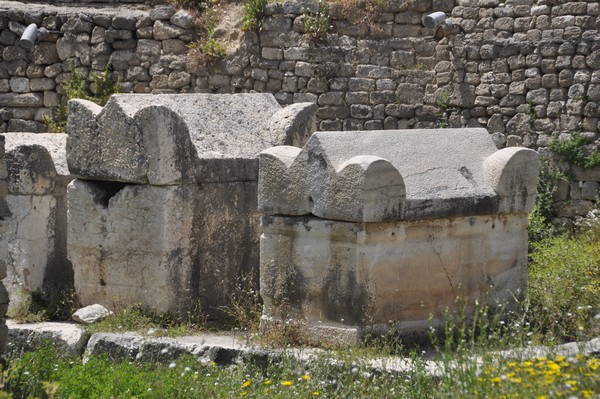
<box><xmin>258</xmin><ymin>128</ymin><xmax>539</xmax><ymax>345</ymax></box>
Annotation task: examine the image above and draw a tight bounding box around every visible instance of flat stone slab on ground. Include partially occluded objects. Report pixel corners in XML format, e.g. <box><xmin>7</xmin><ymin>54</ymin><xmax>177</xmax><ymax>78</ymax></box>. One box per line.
<box><xmin>6</xmin><ymin>319</ymin><xmax>90</xmax><ymax>356</ymax></box>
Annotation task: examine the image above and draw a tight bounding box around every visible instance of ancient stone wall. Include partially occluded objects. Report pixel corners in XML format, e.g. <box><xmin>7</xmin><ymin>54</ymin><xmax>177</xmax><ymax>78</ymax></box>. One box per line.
<box><xmin>0</xmin><ymin>0</ymin><xmax>599</xmax><ymax>213</ymax></box>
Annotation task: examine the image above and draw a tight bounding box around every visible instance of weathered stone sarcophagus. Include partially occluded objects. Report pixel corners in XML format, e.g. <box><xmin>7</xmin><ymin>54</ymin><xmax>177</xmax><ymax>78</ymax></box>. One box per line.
<box><xmin>0</xmin><ymin>135</ymin><xmax>10</xmax><ymax>352</ymax></box>
<box><xmin>66</xmin><ymin>93</ymin><xmax>316</xmax><ymax>318</ymax></box>
<box><xmin>3</xmin><ymin>133</ymin><xmax>73</xmax><ymax>313</ymax></box>
<box><xmin>259</xmin><ymin>128</ymin><xmax>539</xmax><ymax>344</ymax></box>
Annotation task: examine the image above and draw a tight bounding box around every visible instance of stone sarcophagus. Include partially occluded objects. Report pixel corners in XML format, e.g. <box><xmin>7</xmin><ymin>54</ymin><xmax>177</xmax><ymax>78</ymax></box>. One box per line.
<box><xmin>258</xmin><ymin>128</ymin><xmax>539</xmax><ymax>344</ymax></box>
<box><xmin>3</xmin><ymin>134</ymin><xmax>74</xmax><ymax>313</ymax></box>
<box><xmin>66</xmin><ymin>93</ymin><xmax>316</xmax><ymax>318</ymax></box>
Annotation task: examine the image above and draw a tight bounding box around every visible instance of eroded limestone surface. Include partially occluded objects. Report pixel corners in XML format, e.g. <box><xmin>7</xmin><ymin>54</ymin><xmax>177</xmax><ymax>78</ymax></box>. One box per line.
<box><xmin>0</xmin><ymin>135</ymin><xmax>9</xmax><ymax>353</ymax></box>
<box><xmin>66</xmin><ymin>93</ymin><xmax>317</xmax><ymax>318</ymax></box>
<box><xmin>3</xmin><ymin>133</ymin><xmax>73</xmax><ymax>313</ymax></box>
<box><xmin>259</xmin><ymin>128</ymin><xmax>539</xmax><ymax>345</ymax></box>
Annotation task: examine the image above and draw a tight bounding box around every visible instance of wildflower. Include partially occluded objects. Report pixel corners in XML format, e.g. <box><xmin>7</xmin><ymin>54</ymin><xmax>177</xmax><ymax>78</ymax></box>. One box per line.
<box><xmin>264</xmin><ymin>379</ymin><xmax>272</xmax><ymax>385</ymax></box>
<box><xmin>491</xmin><ymin>377</ymin><xmax>502</xmax><ymax>383</ymax></box>
<box><xmin>240</xmin><ymin>391</ymin><xmax>248</xmax><ymax>397</ymax></box>
<box><xmin>281</xmin><ymin>380</ymin><xmax>293</xmax><ymax>386</ymax></box>
<box><xmin>242</xmin><ymin>380</ymin><xmax>252</xmax><ymax>388</ymax></box>
<box><xmin>312</xmin><ymin>392</ymin><xmax>321</xmax><ymax>396</ymax></box>
<box><xmin>302</xmin><ymin>375</ymin><xmax>311</xmax><ymax>381</ymax></box>
<box><xmin>168</xmin><ymin>362</ymin><xmax>176</xmax><ymax>369</ymax></box>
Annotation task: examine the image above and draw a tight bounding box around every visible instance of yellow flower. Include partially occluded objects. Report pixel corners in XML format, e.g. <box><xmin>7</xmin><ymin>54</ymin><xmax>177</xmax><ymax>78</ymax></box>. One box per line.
<box><xmin>556</xmin><ymin>355</ymin><xmax>566</xmax><ymax>362</ymax></box>
<box><xmin>281</xmin><ymin>380</ymin><xmax>293</xmax><ymax>386</ymax></box>
<box><xmin>508</xmin><ymin>362</ymin><xmax>517</xmax><ymax>368</ymax></box>
<box><xmin>242</xmin><ymin>380</ymin><xmax>252</xmax><ymax>388</ymax></box>
<box><xmin>312</xmin><ymin>392</ymin><xmax>321</xmax><ymax>397</ymax></box>
<box><xmin>536</xmin><ymin>396</ymin><xmax>547</xmax><ymax>399</ymax></box>
<box><xmin>509</xmin><ymin>377</ymin><xmax>522</xmax><ymax>383</ymax></box>
<box><xmin>582</xmin><ymin>390</ymin><xmax>593</xmax><ymax>398</ymax></box>
<box><xmin>240</xmin><ymin>391</ymin><xmax>248</xmax><ymax>397</ymax></box>
<box><xmin>491</xmin><ymin>377</ymin><xmax>502</xmax><ymax>383</ymax></box>
<box><xmin>264</xmin><ymin>379</ymin><xmax>272</xmax><ymax>385</ymax></box>
<box><xmin>302</xmin><ymin>374</ymin><xmax>311</xmax><ymax>381</ymax></box>
<box><xmin>565</xmin><ymin>380</ymin><xmax>577</xmax><ymax>385</ymax></box>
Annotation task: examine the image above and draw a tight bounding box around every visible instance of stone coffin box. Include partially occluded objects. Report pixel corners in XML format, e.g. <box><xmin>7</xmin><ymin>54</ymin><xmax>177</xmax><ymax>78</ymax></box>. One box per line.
<box><xmin>258</xmin><ymin>128</ymin><xmax>539</xmax><ymax>345</ymax></box>
<box><xmin>66</xmin><ymin>93</ymin><xmax>316</xmax><ymax>318</ymax></box>
<box><xmin>3</xmin><ymin>133</ymin><xmax>74</xmax><ymax>314</ymax></box>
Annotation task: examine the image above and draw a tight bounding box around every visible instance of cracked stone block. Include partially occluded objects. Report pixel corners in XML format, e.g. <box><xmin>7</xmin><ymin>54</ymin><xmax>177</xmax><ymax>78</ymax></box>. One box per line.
<box><xmin>66</xmin><ymin>93</ymin><xmax>317</xmax><ymax>318</ymax></box>
<box><xmin>3</xmin><ymin>134</ymin><xmax>74</xmax><ymax>314</ymax></box>
<box><xmin>258</xmin><ymin>128</ymin><xmax>539</xmax><ymax>345</ymax></box>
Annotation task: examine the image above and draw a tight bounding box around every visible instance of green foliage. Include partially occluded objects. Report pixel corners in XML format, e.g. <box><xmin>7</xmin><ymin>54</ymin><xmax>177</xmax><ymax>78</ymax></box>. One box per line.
<box><xmin>527</xmin><ymin>211</ymin><xmax>600</xmax><ymax>344</ymax></box>
<box><xmin>241</xmin><ymin>0</ymin><xmax>267</xmax><ymax>31</ymax></box>
<box><xmin>527</xmin><ymin>159</ymin><xmax>566</xmax><ymax>244</ymax></box>
<box><xmin>83</xmin><ymin>303</ymin><xmax>205</xmax><ymax>337</ymax></box>
<box><xmin>3</xmin><ymin>341</ymin><xmax>599</xmax><ymax>399</ymax></box>
<box><xmin>187</xmin><ymin>7</ymin><xmax>226</xmax><ymax>63</ymax></box>
<box><xmin>7</xmin><ymin>290</ymin><xmax>77</xmax><ymax>324</ymax></box>
<box><xmin>303</xmin><ymin>0</ymin><xmax>331</xmax><ymax>44</ymax></box>
<box><xmin>527</xmin><ymin>205</ymin><xmax>556</xmax><ymax>244</ymax></box>
<box><xmin>218</xmin><ymin>272</ymin><xmax>262</xmax><ymax>336</ymax></box>
<box><xmin>434</xmin><ymin>90</ymin><xmax>458</xmax><ymax>128</ymax></box>
<box><xmin>527</xmin><ymin>100</ymin><xmax>537</xmax><ymax>122</ymax></box>
<box><xmin>44</xmin><ymin>61</ymin><xmax>120</xmax><ymax>133</ymax></box>
<box><xmin>549</xmin><ymin>132</ymin><xmax>600</xmax><ymax>169</ymax></box>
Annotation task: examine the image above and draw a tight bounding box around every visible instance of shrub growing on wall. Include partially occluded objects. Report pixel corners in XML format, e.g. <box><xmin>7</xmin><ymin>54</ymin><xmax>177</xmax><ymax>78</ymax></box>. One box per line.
<box><xmin>44</xmin><ymin>61</ymin><xmax>120</xmax><ymax>133</ymax></box>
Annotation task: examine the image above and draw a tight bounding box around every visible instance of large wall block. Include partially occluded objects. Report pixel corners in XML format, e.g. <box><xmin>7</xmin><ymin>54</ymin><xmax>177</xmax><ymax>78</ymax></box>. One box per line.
<box><xmin>66</xmin><ymin>93</ymin><xmax>317</xmax><ymax>318</ymax></box>
<box><xmin>259</xmin><ymin>128</ymin><xmax>539</xmax><ymax>344</ymax></box>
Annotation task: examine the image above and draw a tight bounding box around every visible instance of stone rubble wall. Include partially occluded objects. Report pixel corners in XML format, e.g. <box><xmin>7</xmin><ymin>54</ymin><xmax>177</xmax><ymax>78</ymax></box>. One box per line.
<box><xmin>0</xmin><ymin>135</ymin><xmax>10</xmax><ymax>353</ymax></box>
<box><xmin>0</xmin><ymin>0</ymin><xmax>598</xmax><ymax>214</ymax></box>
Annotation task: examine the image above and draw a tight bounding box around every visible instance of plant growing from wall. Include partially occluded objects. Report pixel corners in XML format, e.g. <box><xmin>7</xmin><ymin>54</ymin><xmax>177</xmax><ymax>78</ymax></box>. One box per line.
<box><xmin>549</xmin><ymin>132</ymin><xmax>600</xmax><ymax>169</ymax></box>
<box><xmin>434</xmin><ymin>89</ymin><xmax>458</xmax><ymax>128</ymax></box>
<box><xmin>527</xmin><ymin>100</ymin><xmax>537</xmax><ymax>122</ymax></box>
<box><xmin>241</xmin><ymin>0</ymin><xmax>267</xmax><ymax>31</ymax></box>
<box><xmin>44</xmin><ymin>61</ymin><xmax>120</xmax><ymax>133</ymax></box>
<box><xmin>187</xmin><ymin>7</ymin><xmax>226</xmax><ymax>63</ymax></box>
<box><xmin>303</xmin><ymin>0</ymin><xmax>331</xmax><ymax>44</ymax></box>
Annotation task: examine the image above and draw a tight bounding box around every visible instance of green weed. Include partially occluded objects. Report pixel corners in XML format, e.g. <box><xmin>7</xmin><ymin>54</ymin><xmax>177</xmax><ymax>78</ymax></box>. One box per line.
<box><xmin>549</xmin><ymin>132</ymin><xmax>600</xmax><ymax>169</ymax></box>
<box><xmin>187</xmin><ymin>7</ymin><xmax>226</xmax><ymax>63</ymax></box>
<box><xmin>527</xmin><ymin>210</ymin><xmax>600</xmax><ymax>344</ymax></box>
<box><xmin>527</xmin><ymin>158</ymin><xmax>566</xmax><ymax>244</ymax></box>
<box><xmin>44</xmin><ymin>61</ymin><xmax>120</xmax><ymax>133</ymax></box>
<box><xmin>303</xmin><ymin>0</ymin><xmax>331</xmax><ymax>44</ymax></box>
<box><xmin>241</xmin><ymin>0</ymin><xmax>267</xmax><ymax>31</ymax></box>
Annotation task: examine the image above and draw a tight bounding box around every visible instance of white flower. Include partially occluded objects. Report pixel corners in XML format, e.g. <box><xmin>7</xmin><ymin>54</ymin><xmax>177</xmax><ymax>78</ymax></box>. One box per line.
<box><xmin>169</xmin><ymin>362</ymin><xmax>177</xmax><ymax>368</ymax></box>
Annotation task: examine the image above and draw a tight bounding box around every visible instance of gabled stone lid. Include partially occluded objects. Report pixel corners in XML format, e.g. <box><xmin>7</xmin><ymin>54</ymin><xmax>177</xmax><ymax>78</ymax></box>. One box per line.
<box><xmin>67</xmin><ymin>93</ymin><xmax>316</xmax><ymax>185</ymax></box>
<box><xmin>259</xmin><ymin>128</ymin><xmax>540</xmax><ymax>222</ymax></box>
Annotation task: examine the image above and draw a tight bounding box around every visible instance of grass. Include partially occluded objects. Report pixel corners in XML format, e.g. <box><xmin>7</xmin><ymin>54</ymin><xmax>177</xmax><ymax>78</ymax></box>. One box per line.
<box><xmin>81</xmin><ymin>303</ymin><xmax>208</xmax><ymax>338</ymax></box>
<box><xmin>1</xmin><ymin>341</ymin><xmax>598</xmax><ymax>398</ymax></box>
